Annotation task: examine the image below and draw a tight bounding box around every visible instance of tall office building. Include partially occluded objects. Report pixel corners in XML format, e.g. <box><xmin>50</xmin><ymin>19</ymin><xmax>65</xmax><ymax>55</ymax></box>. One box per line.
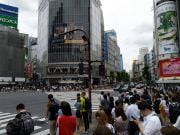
<box><xmin>104</xmin><ymin>30</ymin><xmax>121</xmax><ymax>77</ymax></box>
<box><xmin>38</xmin><ymin>0</ymin><xmax>104</xmax><ymax>85</ymax></box>
<box><xmin>0</xmin><ymin>3</ymin><xmax>25</xmax><ymax>83</ymax></box>
<box><xmin>138</xmin><ymin>47</ymin><xmax>149</xmax><ymax>63</ymax></box>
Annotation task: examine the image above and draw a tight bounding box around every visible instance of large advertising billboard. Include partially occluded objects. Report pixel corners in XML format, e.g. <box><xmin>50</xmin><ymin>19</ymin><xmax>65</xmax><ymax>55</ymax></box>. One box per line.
<box><xmin>0</xmin><ymin>3</ymin><xmax>18</xmax><ymax>28</ymax></box>
<box><xmin>159</xmin><ymin>58</ymin><xmax>180</xmax><ymax>77</ymax></box>
<box><xmin>156</xmin><ymin>1</ymin><xmax>179</xmax><ymax>56</ymax></box>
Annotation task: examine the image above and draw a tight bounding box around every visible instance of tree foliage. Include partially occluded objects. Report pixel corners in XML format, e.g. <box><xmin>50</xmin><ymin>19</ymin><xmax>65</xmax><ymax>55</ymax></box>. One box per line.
<box><xmin>116</xmin><ymin>70</ymin><xmax>130</xmax><ymax>82</ymax></box>
<box><xmin>142</xmin><ymin>65</ymin><xmax>151</xmax><ymax>85</ymax></box>
<box><xmin>110</xmin><ymin>71</ymin><xmax>115</xmax><ymax>80</ymax></box>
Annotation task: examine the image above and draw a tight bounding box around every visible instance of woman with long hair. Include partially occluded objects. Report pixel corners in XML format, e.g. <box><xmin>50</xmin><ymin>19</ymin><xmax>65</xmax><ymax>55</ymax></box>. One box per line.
<box><xmin>57</xmin><ymin>101</ymin><xmax>76</xmax><ymax>135</ymax></box>
<box><xmin>95</xmin><ymin>110</ymin><xmax>115</xmax><ymax>134</ymax></box>
<box><xmin>114</xmin><ymin>106</ymin><xmax>128</xmax><ymax>135</ymax></box>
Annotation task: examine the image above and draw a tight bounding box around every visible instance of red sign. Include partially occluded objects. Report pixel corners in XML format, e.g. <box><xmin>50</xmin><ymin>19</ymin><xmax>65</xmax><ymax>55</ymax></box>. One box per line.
<box><xmin>159</xmin><ymin>58</ymin><xmax>180</xmax><ymax>77</ymax></box>
<box><xmin>24</xmin><ymin>63</ymin><xmax>33</xmax><ymax>78</ymax></box>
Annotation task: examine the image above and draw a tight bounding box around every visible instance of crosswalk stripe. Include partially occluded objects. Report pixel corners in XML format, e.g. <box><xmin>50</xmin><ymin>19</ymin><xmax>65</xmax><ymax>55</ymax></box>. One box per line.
<box><xmin>0</xmin><ymin>116</ymin><xmax>42</xmax><ymax>129</ymax></box>
<box><xmin>0</xmin><ymin>114</ymin><xmax>16</xmax><ymax>120</ymax></box>
<box><xmin>33</xmin><ymin>129</ymin><xmax>49</xmax><ymax>135</ymax></box>
<box><xmin>0</xmin><ymin>128</ymin><xmax>5</xmax><ymax>134</ymax></box>
<box><xmin>0</xmin><ymin>116</ymin><xmax>38</xmax><ymax>123</ymax></box>
<box><xmin>0</xmin><ymin>126</ymin><xmax>42</xmax><ymax>134</ymax></box>
<box><xmin>0</xmin><ymin>113</ymin><xmax>10</xmax><ymax>116</ymax></box>
<box><xmin>37</xmin><ymin>118</ymin><xmax>46</xmax><ymax>121</ymax></box>
<box><xmin>34</xmin><ymin>126</ymin><xmax>42</xmax><ymax>130</ymax></box>
<box><xmin>0</xmin><ymin>117</ymin><xmax>13</xmax><ymax>123</ymax></box>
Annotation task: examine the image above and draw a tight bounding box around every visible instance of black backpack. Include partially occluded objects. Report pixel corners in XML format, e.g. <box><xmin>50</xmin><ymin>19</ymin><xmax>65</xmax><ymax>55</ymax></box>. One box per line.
<box><xmin>18</xmin><ymin>112</ymin><xmax>34</xmax><ymax>134</ymax></box>
<box><xmin>6</xmin><ymin>118</ymin><xmax>24</xmax><ymax>135</ymax></box>
<box><xmin>169</xmin><ymin>103</ymin><xmax>180</xmax><ymax>124</ymax></box>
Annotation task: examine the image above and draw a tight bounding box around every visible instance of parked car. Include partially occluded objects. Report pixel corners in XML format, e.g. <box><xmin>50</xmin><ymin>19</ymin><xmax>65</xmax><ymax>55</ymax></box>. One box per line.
<box><xmin>129</xmin><ymin>82</ymin><xmax>135</xmax><ymax>88</ymax></box>
<box><xmin>121</xmin><ymin>84</ymin><xmax>131</xmax><ymax>92</ymax></box>
<box><xmin>113</xmin><ymin>85</ymin><xmax>123</xmax><ymax>91</ymax></box>
<box><xmin>136</xmin><ymin>84</ymin><xmax>144</xmax><ymax>89</ymax></box>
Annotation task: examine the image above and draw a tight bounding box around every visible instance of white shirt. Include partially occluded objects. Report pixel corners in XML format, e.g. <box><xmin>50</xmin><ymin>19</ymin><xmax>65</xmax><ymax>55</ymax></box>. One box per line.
<box><xmin>99</xmin><ymin>95</ymin><xmax>104</xmax><ymax>105</ymax></box>
<box><xmin>106</xmin><ymin>123</ymin><xmax>115</xmax><ymax>134</ymax></box>
<box><xmin>140</xmin><ymin>111</ymin><xmax>161</xmax><ymax>135</ymax></box>
<box><xmin>111</xmin><ymin>108</ymin><xmax>115</xmax><ymax>119</ymax></box>
<box><xmin>126</xmin><ymin>104</ymin><xmax>140</xmax><ymax>121</ymax></box>
<box><xmin>174</xmin><ymin>115</ymin><xmax>180</xmax><ymax>130</ymax></box>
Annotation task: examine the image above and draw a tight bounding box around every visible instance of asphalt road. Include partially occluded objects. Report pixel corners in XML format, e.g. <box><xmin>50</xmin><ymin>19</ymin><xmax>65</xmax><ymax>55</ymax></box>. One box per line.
<box><xmin>0</xmin><ymin>91</ymin><xmax>48</xmax><ymax>117</ymax></box>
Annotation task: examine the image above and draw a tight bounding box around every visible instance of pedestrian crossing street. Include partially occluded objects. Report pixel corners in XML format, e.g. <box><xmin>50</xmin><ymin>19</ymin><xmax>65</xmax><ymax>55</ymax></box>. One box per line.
<box><xmin>48</xmin><ymin>91</ymin><xmax>101</xmax><ymax>112</ymax></box>
<box><xmin>48</xmin><ymin>91</ymin><xmax>118</xmax><ymax>112</ymax></box>
<box><xmin>0</xmin><ymin>111</ymin><xmax>49</xmax><ymax>135</ymax></box>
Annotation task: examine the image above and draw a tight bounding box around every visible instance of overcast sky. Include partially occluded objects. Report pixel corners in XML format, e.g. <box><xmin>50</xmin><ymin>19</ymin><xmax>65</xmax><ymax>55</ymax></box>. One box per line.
<box><xmin>1</xmin><ymin>0</ymin><xmax>154</xmax><ymax>71</ymax></box>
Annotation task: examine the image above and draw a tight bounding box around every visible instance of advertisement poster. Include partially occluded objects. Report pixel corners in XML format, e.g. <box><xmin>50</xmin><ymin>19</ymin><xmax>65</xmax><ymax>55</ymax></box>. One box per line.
<box><xmin>156</xmin><ymin>1</ymin><xmax>179</xmax><ymax>55</ymax></box>
<box><xmin>160</xmin><ymin>58</ymin><xmax>180</xmax><ymax>77</ymax></box>
<box><xmin>0</xmin><ymin>4</ymin><xmax>18</xmax><ymax>28</ymax></box>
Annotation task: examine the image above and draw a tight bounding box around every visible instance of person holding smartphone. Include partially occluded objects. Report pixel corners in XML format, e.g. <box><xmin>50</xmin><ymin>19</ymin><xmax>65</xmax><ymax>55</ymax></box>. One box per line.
<box><xmin>134</xmin><ymin>101</ymin><xmax>161</xmax><ymax>135</ymax></box>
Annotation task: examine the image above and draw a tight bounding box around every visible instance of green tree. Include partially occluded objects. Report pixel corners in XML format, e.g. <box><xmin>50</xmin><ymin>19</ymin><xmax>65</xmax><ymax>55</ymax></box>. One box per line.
<box><xmin>142</xmin><ymin>65</ymin><xmax>151</xmax><ymax>85</ymax></box>
<box><xmin>116</xmin><ymin>72</ymin><xmax>121</xmax><ymax>82</ymax></box>
<box><xmin>110</xmin><ymin>71</ymin><xmax>115</xmax><ymax>83</ymax></box>
<box><xmin>116</xmin><ymin>70</ymin><xmax>130</xmax><ymax>83</ymax></box>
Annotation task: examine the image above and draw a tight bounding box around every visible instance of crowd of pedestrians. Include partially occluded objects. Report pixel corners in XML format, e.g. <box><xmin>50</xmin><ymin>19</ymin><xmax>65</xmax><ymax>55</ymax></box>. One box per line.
<box><xmin>4</xmin><ymin>86</ymin><xmax>180</xmax><ymax>135</ymax></box>
<box><xmin>95</xmin><ymin>87</ymin><xmax>180</xmax><ymax>135</ymax></box>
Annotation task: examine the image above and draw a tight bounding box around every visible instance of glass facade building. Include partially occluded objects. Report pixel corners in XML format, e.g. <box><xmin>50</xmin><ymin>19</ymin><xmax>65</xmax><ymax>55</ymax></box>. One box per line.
<box><xmin>38</xmin><ymin>0</ymin><xmax>104</xmax><ymax>84</ymax></box>
<box><xmin>104</xmin><ymin>30</ymin><xmax>121</xmax><ymax>76</ymax></box>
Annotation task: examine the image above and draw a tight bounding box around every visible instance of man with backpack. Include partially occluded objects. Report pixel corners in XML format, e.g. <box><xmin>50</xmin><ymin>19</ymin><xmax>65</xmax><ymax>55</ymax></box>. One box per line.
<box><xmin>6</xmin><ymin>103</ymin><xmax>34</xmax><ymax>135</ymax></box>
<box><xmin>80</xmin><ymin>91</ymin><xmax>89</xmax><ymax>134</ymax></box>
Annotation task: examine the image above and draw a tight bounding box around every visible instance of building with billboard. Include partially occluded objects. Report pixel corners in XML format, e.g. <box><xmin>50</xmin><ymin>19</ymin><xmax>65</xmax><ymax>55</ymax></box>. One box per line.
<box><xmin>153</xmin><ymin>0</ymin><xmax>180</xmax><ymax>83</ymax></box>
<box><xmin>38</xmin><ymin>0</ymin><xmax>104</xmax><ymax>85</ymax></box>
<box><xmin>0</xmin><ymin>3</ymin><xmax>26</xmax><ymax>83</ymax></box>
<box><xmin>0</xmin><ymin>3</ymin><xmax>18</xmax><ymax>29</ymax></box>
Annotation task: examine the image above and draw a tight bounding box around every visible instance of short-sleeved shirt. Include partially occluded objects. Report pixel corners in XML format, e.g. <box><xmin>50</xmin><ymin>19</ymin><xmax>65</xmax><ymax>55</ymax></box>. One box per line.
<box><xmin>48</xmin><ymin>102</ymin><xmax>59</xmax><ymax>120</ymax></box>
<box><xmin>141</xmin><ymin>112</ymin><xmax>161</xmax><ymax>135</ymax></box>
<box><xmin>80</xmin><ymin>97</ymin><xmax>86</xmax><ymax>112</ymax></box>
<box><xmin>58</xmin><ymin>115</ymin><xmax>76</xmax><ymax>135</ymax></box>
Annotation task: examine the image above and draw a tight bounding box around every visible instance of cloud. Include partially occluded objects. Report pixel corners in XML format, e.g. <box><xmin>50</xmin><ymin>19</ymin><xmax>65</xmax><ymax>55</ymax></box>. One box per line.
<box><xmin>0</xmin><ymin>0</ymin><xmax>154</xmax><ymax>71</ymax></box>
<box><xmin>134</xmin><ymin>37</ymin><xmax>153</xmax><ymax>47</ymax></box>
<box><xmin>132</xmin><ymin>23</ymin><xmax>153</xmax><ymax>34</ymax></box>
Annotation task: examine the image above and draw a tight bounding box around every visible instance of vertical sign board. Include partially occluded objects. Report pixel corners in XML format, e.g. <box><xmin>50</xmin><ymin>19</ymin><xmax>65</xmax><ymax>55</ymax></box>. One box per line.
<box><xmin>0</xmin><ymin>4</ymin><xmax>18</xmax><ymax>28</ymax></box>
<box><xmin>155</xmin><ymin>1</ymin><xmax>179</xmax><ymax>56</ymax></box>
<box><xmin>159</xmin><ymin>58</ymin><xmax>180</xmax><ymax>77</ymax></box>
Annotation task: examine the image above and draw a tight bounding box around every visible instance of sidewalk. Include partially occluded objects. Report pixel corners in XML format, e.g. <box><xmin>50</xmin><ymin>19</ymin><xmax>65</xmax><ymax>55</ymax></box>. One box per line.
<box><xmin>75</xmin><ymin>122</ymin><xmax>97</xmax><ymax>135</ymax></box>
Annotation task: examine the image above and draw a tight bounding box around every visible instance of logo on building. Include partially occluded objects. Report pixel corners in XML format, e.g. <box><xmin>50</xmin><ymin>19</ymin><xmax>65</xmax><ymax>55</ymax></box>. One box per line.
<box><xmin>0</xmin><ymin>4</ymin><xmax>18</xmax><ymax>28</ymax></box>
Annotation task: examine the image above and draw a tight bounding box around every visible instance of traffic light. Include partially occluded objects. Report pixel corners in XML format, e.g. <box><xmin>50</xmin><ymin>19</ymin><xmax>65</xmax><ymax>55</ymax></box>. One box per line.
<box><xmin>79</xmin><ymin>62</ymin><xmax>84</xmax><ymax>75</ymax></box>
<box><xmin>99</xmin><ymin>64</ymin><xmax>105</xmax><ymax>76</ymax></box>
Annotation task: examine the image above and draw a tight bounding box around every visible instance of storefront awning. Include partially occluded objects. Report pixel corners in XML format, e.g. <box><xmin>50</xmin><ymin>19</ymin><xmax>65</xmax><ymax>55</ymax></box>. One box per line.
<box><xmin>156</xmin><ymin>77</ymin><xmax>180</xmax><ymax>83</ymax></box>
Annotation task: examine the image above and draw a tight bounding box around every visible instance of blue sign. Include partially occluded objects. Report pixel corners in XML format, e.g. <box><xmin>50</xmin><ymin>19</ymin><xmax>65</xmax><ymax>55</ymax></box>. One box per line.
<box><xmin>0</xmin><ymin>3</ymin><xmax>18</xmax><ymax>17</ymax></box>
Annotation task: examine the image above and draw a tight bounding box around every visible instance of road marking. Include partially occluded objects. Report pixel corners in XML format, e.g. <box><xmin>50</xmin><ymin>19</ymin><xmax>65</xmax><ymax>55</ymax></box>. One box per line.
<box><xmin>33</xmin><ymin>129</ymin><xmax>49</xmax><ymax>135</ymax></box>
<box><xmin>0</xmin><ymin>116</ymin><xmax>38</xmax><ymax>123</ymax></box>
<box><xmin>34</xmin><ymin>126</ymin><xmax>42</xmax><ymax>130</ymax></box>
<box><xmin>37</xmin><ymin>118</ymin><xmax>46</xmax><ymax>121</ymax></box>
<box><xmin>0</xmin><ymin>126</ymin><xmax>42</xmax><ymax>134</ymax></box>
<box><xmin>0</xmin><ymin>113</ymin><xmax>10</xmax><ymax>116</ymax></box>
<box><xmin>0</xmin><ymin>128</ymin><xmax>5</xmax><ymax>134</ymax></box>
<box><xmin>0</xmin><ymin>117</ymin><xmax>13</xmax><ymax>123</ymax></box>
<box><xmin>0</xmin><ymin>114</ymin><xmax>16</xmax><ymax>120</ymax></box>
